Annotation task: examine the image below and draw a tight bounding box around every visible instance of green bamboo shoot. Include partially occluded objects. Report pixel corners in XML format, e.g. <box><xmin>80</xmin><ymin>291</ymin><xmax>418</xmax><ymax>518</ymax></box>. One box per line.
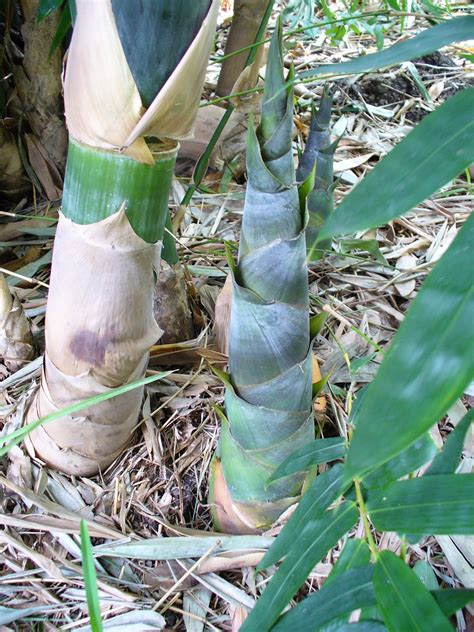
<box><xmin>209</xmin><ymin>23</ymin><xmax>314</xmax><ymax>533</ymax></box>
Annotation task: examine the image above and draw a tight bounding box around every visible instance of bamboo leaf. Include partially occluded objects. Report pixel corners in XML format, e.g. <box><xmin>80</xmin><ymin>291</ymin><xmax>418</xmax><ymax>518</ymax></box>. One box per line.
<box><xmin>366</xmin><ymin>474</ymin><xmax>474</xmax><ymax>535</ymax></box>
<box><xmin>325</xmin><ymin>624</ymin><xmax>387</xmax><ymax>631</ymax></box>
<box><xmin>362</xmin><ymin>433</ymin><xmax>438</xmax><ymax>489</ymax></box>
<box><xmin>413</xmin><ymin>560</ymin><xmax>439</xmax><ymax>591</ymax></box>
<box><xmin>48</xmin><ymin>2</ymin><xmax>72</xmax><ymax>57</ymax></box>
<box><xmin>319</xmin><ymin>88</ymin><xmax>474</xmax><ymax>240</ymax></box>
<box><xmin>269</xmin><ymin>437</ymin><xmax>346</xmax><ymax>481</ymax></box>
<box><xmin>37</xmin><ymin>0</ymin><xmax>63</xmax><ymax>21</ymax></box>
<box><xmin>373</xmin><ymin>551</ymin><xmax>453</xmax><ymax>632</ymax></box>
<box><xmin>76</xmin><ymin>610</ymin><xmax>165</xmax><ymax>631</ymax></box>
<box><xmin>0</xmin><ymin>605</ymin><xmax>56</xmax><ymax>626</ymax></box>
<box><xmin>241</xmin><ymin>502</ymin><xmax>358</xmax><ymax>632</ymax></box>
<box><xmin>325</xmin><ymin>538</ymin><xmax>371</xmax><ymax>584</ymax></box>
<box><xmin>272</xmin><ymin>566</ymin><xmax>376</xmax><ymax>631</ymax></box>
<box><xmin>80</xmin><ymin>520</ymin><xmax>103</xmax><ymax>632</ymax></box>
<box><xmin>299</xmin><ymin>17</ymin><xmax>474</xmax><ymax>81</ymax></box>
<box><xmin>95</xmin><ymin>535</ymin><xmax>273</xmax><ymax>560</ymax></box>
<box><xmin>426</xmin><ymin>409</ymin><xmax>473</xmax><ymax>475</ymax></box>
<box><xmin>432</xmin><ymin>589</ymin><xmax>474</xmax><ymax>616</ymax></box>
<box><xmin>345</xmin><ymin>215</ymin><xmax>474</xmax><ymax>478</ymax></box>
<box><xmin>260</xmin><ymin>464</ymin><xmax>349</xmax><ymax>568</ymax></box>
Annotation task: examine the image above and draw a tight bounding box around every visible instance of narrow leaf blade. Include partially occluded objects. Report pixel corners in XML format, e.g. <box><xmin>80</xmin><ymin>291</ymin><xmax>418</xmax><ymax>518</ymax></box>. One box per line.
<box><xmin>299</xmin><ymin>17</ymin><xmax>474</xmax><ymax>81</ymax></box>
<box><xmin>260</xmin><ymin>464</ymin><xmax>349</xmax><ymax>568</ymax></box>
<box><xmin>269</xmin><ymin>437</ymin><xmax>346</xmax><ymax>481</ymax></box>
<box><xmin>80</xmin><ymin>520</ymin><xmax>103</xmax><ymax>632</ymax></box>
<box><xmin>366</xmin><ymin>474</ymin><xmax>474</xmax><ymax>535</ymax></box>
<box><xmin>373</xmin><ymin>551</ymin><xmax>452</xmax><ymax>632</ymax></box>
<box><xmin>272</xmin><ymin>566</ymin><xmax>376</xmax><ymax>632</ymax></box>
<box><xmin>345</xmin><ymin>215</ymin><xmax>474</xmax><ymax>478</ymax></box>
<box><xmin>426</xmin><ymin>409</ymin><xmax>473</xmax><ymax>475</ymax></box>
<box><xmin>319</xmin><ymin>88</ymin><xmax>474</xmax><ymax>239</ymax></box>
<box><xmin>241</xmin><ymin>502</ymin><xmax>358</xmax><ymax>631</ymax></box>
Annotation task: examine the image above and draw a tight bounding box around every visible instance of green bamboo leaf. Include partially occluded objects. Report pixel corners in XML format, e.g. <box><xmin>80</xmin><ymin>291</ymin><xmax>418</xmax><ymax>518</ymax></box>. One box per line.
<box><xmin>260</xmin><ymin>464</ymin><xmax>349</xmax><ymax>568</ymax></box>
<box><xmin>37</xmin><ymin>0</ymin><xmax>64</xmax><ymax>21</ymax></box>
<box><xmin>0</xmin><ymin>371</ymin><xmax>172</xmax><ymax>457</ymax></box>
<box><xmin>48</xmin><ymin>2</ymin><xmax>72</xmax><ymax>57</ymax></box>
<box><xmin>345</xmin><ymin>215</ymin><xmax>474</xmax><ymax>478</ymax></box>
<box><xmin>298</xmin><ymin>17</ymin><xmax>474</xmax><ymax>81</ymax></box>
<box><xmin>362</xmin><ymin>433</ymin><xmax>438</xmax><ymax>489</ymax></box>
<box><xmin>413</xmin><ymin>560</ymin><xmax>439</xmax><ymax>591</ymax></box>
<box><xmin>340</xmin><ymin>239</ymin><xmax>388</xmax><ymax>266</ymax></box>
<box><xmin>373</xmin><ymin>551</ymin><xmax>453</xmax><ymax>632</ymax></box>
<box><xmin>310</xmin><ymin>312</ymin><xmax>328</xmax><ymax>337</ymax></box>
<box><xmin>269</xmin><ymin>438</ymin><xmax>346</xmax><ymax>481</ymax></box>
<box><xmin>319</xmin><ymin>88</ymin><xmax>474</xmax><ymax>240</ymax></box>
<box><xmin>241</xmin><ymin>502</ymin><xmax>358</xmax><ymax>632</ymax></box>
<box><xmin>325</xmin><ymin>538</ymin><xmax>371</xmax><ymax>584</ymax></box>
<box><xmin>324</xmin><ymin>624</ymin><xmax>387</xmax><ymax>631</ymax></box>
<box><xmin>432</xmin><ymin>589</ymin><xmax>474</xmax><ymax>616</ymax></box>
<box><xmin>80</xmin><ymin>520</ymin><xmax>103</xmax><ymax>632</ymax></box>
<box><xmin>366</xmin><ymin>474</ymin><xmax>474</xmax><ymax>535</ymax></box>
<box><xmin>426</xmin><ymin>409</ymin><xmax>473</xmax><ymax>475</ymax></box>
<box><xmin>272</xmin><ymin>566</ymin><xmax>376</xmax><ymax>631</ymax></box>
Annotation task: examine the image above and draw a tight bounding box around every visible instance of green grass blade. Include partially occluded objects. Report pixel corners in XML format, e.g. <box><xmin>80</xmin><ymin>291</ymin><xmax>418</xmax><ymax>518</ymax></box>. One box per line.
<box><xmin>373</xmin><ymin>551</ymin><xmax>452</xmax><ymax>632</ymax></box>
<box><xmin>0</xmin><ymin>371</ymin><xmax>172</xmax><ymax>457</ymax></box>
<box><xmin>319</xmin><ymin>88</ymin><xmax>474</xmax><ymax>240</ymax></box>
<box><xmin>345</xmin><ymin>214</ymin><xmax>474</xmax><ymax>479</ymax></box>
<box><xmin>366</xmin><ymin>474</ymin><xmax>474</xmax><ymax>535</ymax></box>
<box><xmin>80</xmin><ymin>520</ymin><xmax>103</xmax><ymax>632</ymax></box>
<box><xmin>298</xmin><ymin>17</ymin><xmax>474</xmax><ymax>82</ymax></box>
<box><xmin>180</xmin><ymin>0</ymin><xmax>275</xmax><ymax>208</ymax></box>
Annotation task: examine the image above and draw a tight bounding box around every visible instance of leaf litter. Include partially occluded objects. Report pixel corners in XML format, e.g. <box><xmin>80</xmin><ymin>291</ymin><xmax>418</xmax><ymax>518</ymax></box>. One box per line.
<box><xmin>0</xmin><ymin>2</ymin><xmax>473</xmax><ymax>630</ymax></box>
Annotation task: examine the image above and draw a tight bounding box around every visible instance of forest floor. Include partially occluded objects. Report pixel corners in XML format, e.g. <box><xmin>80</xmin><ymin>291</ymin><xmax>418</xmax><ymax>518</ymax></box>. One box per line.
<box><xmin>0</xmin><ymin>3</ymin><xmax>473</xmax><ymax>631</ymax></box>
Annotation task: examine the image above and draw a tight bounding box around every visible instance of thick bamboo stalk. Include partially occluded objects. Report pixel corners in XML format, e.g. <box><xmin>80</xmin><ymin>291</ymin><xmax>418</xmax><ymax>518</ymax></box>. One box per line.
<box><xmin>209</xmin><ymin>24</ymin><xmax>314</xmax><ymax>533</ymax></box>
<box><xmin>25</xmin><ymin>143</ymin><xmax>177</xmax><ymax>475</ymax></box>
<box><xmin>216</xmin><ymin>0</ymin><xmax>270</xmax><ymax>97</ymax></box>
<box><xmin>25</xmin><ymin>0</ymin><xmax>218</xmax><ymax>475</ymax></box>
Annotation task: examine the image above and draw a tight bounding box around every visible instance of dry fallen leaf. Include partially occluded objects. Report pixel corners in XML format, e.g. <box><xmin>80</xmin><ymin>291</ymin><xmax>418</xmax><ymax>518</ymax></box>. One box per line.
<box><xmin>0</xmin><ymin>273</ymin><xmax>34</xmax><ymax>372</ymax></box>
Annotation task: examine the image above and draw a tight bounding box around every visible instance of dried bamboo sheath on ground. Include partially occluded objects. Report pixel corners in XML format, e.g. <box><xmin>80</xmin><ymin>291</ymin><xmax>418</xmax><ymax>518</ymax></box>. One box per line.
<box><xmin>209</xmin><ymin>25</ymin><xmax>315</xmax><ymax>533</ymax></box>
<box><xmin>25</xmin><ymin>0</ymin><xmax>218</xmax><ymax>475</ymax></box>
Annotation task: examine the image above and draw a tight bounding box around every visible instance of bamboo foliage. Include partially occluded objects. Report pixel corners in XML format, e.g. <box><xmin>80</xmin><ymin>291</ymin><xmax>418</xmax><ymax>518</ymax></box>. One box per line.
<box><xmin>26</xmin><ymin>1</ymin><xmax>218</xmax><ymax>475</ymax></box>
<box><xmin>209</xmin><ymin>24</ymin><xmax>314</xmax><ymax>533</ymax></box>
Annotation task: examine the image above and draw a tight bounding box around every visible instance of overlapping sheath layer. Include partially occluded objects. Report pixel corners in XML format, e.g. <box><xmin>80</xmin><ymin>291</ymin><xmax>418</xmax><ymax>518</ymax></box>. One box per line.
<box><xmin>26</xmin><ymin>1</ymin><xmax>217</xmax><ymax>475</ymax></box>
<box><xmin>210</xmin><ymin>26</ymin><xmax>314</xmax><ymax>533</ymax></box>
